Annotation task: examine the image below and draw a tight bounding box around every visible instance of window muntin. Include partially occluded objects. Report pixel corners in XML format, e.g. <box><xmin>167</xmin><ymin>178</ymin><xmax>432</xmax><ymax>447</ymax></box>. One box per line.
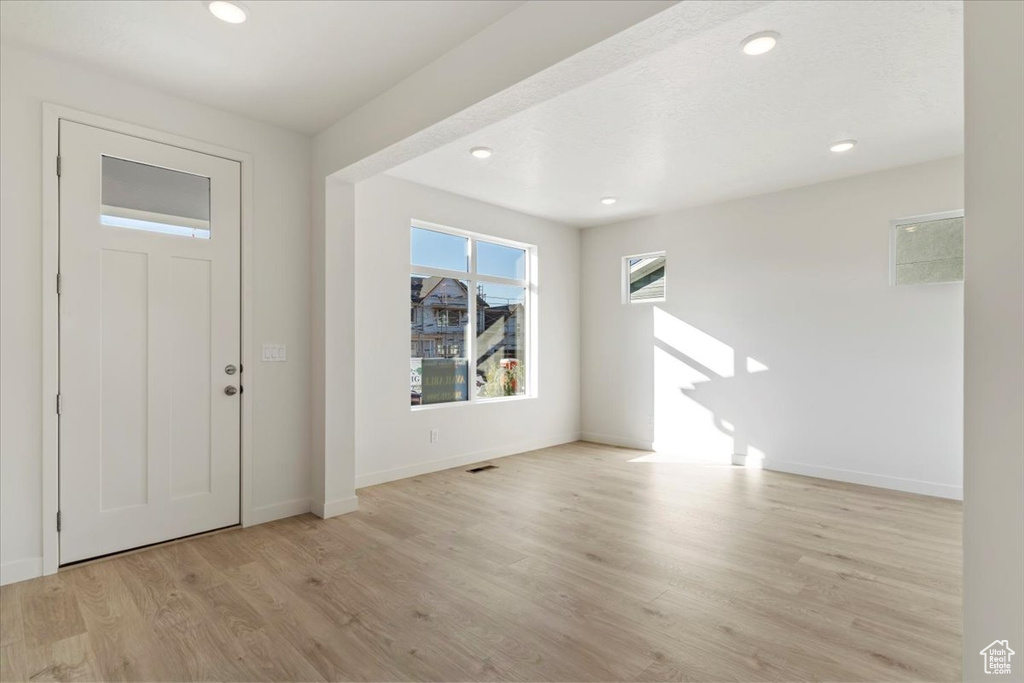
<box><xmin>624</xmin><ymin>252</ymin><xmax>666</xmax><ymax>303</ymax></box>
<box><xmin>410</xmin><ymin>223</ymin><xmax>532</xmax><ymax>408</ymax></box>
<box><xmin>890</xmin><ymin>212</ymin><xmax>964</xmax><ymax>286</ymax></box>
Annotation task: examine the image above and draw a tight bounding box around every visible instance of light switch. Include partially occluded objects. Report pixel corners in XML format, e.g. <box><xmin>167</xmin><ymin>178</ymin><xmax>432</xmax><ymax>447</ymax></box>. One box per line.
<box><xmin>262</xmin><ymin>343</ymin><xmax>287</xmax><ymax>362</ymax></box>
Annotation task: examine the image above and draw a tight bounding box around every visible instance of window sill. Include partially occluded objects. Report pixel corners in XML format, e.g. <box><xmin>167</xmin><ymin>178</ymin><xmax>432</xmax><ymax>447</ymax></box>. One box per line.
<box><xmin>411</xmin><ymin>394</ymin><xmax>536</xmax><ymax>412</ymax></box>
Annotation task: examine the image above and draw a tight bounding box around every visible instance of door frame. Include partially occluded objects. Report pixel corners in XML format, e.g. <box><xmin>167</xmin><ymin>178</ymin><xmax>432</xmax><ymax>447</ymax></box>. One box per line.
<box><xmin>41</xmin><ymin>104</ymin><xmax>255</xmax><ymax>575</ymax></box>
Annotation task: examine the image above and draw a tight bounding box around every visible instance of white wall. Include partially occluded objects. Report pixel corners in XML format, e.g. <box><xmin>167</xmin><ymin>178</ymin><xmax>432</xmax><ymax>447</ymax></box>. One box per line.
<box><xmin>963</xmin><ymin>1</ymin><xmax>1024</xmax><ymax>675</ymax></box>
<box><xmin>581</xmin><ymin>157</ymin><xmax>964</xmax><ymax>499</ymax></box>
<box><xmin>0</xmin><ymin>44</ymin><xmax>312</xmax><ymax>583</ymax></box>
<box><xmin>353</xmin><ymin>174</ymin><xmax>580</xmax><ymax>487</ymax></box>
<box><xmin>309</xmin><ymin>1</ymin><xmax>708</xmax><ymax>512</ymax></box>
<box><xmin>314</xmin><ymin>178</ymin><xmax>358</xmax><ymax>518</ymax></box>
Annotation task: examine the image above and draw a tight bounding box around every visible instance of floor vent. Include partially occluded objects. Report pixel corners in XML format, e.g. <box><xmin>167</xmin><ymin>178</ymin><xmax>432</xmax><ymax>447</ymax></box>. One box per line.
<box><xmin>467</xmin><ymin>464</ymin><xmax>498</xmax><ymax>473</ymax></box>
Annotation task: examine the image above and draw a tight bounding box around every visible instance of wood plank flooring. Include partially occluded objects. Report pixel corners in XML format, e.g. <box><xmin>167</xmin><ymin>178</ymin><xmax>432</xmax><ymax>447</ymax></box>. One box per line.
<box><xmin>0</xmin><ymin>442</ymin><xmax>962</xmax><ymax>682</ymax></box>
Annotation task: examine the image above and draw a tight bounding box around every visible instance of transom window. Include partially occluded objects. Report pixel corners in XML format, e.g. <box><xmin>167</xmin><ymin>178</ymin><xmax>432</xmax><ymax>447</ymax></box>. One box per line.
<box><xmin>101</xmin><ymin>156</ymin><xmax>212</xmax><ymax>239</ymax></box>
<box><xmin>410</xmin><ymin>222</ymin><xmax>533</xmax><ymax>408</ymax></box>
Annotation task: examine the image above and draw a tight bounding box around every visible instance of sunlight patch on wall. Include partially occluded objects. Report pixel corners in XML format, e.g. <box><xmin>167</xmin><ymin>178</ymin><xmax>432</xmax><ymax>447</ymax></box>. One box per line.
<box><xmin>644</xmin><ymin>308</ymin><xmax>772</xmax><ymax>467</ymax></box>
<box><xmin>746</xmin><ymin>357</ymin><xmax>769</xmax><ymax>373</ymax></box>
<box><xmin>742</xmin><ymin>446</ymin><xmax>766</xmax><ymax>469</ymax></box>
<box><xmin>650</xmin><ymin>344</ymin><xmax>734</xmax><ymax>463</ymax></box>
<box><xmin>653</xmin><ymin>307</ymin><xmax>733</xmax><ymax>378</ymax></box>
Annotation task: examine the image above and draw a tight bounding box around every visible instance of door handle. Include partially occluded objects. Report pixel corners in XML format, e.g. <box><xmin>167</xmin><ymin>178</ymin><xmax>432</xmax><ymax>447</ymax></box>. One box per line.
<box><xmin>224</xmin><ymin>385</ymin><xmax>238</xmax><ymax>396</ymax></box>
<box><xmin>225</xmin><ymin>364</ymin><xmax>237</xmax><ymax>375</ymax></box>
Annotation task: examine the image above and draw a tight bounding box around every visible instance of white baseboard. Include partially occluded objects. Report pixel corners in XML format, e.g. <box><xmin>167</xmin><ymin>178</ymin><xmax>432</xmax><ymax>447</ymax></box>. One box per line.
<box><xmin>580</xmin><ymin>432</ymin><xmax>654</xmax><ymax>451</ymax></box>
<box><xmin>246</xmin><ymin>498</ymin><xmax>311</xmax><ymax>526</ymax></box>
<box><xmin>732</xmin><ymin>453</ymin><xmax>763</xmax><ymax>467</ymax></box>
<box><xmin>763</xmin><ymin>459</ymin><xmax>963</xmax><ymax>500</ymax></box>
<box><xmin>1</xmin><ymin>556</ymin><xmax>43</xmax><ymax>586</ymax></box>
<box><xmin>355</xmin><ymin>432</ymin><xmax>581</xmax><ymax>489</ymax></box>
<box><xmin>311</xmin><ymin>495</ymin><xmax>359</xmax><ymax>519</ymax></box>
<box><xmin>580</xmin><ymin>432</ymin><xmax>961</xmax><ymax>500</ymax></box>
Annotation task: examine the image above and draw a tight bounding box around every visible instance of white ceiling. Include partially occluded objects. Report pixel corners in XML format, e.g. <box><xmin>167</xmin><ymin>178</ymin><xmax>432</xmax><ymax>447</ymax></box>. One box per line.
<box><xmin>0</xmin><ymin>0</ymin><xmax>523</xmax><ymax>135</ymax></box>
<box><xmin>386</xmin><ymin>0</ymin><xmax>964</xmax><ymax>227</ymax></box>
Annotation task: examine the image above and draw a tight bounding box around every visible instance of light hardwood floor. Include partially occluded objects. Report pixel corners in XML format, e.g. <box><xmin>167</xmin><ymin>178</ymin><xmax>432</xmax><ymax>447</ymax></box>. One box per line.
<box><xmin>0</xmin><ymin>442</ymin><xmax>962</xmax><ymax>682</ymax></box>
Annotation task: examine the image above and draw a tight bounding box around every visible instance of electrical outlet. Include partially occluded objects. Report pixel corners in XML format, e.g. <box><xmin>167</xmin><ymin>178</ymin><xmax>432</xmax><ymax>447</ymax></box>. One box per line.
<box><xmin>430</xmin><ymin>428</ymin><xmax>439</xmax><ymax>443</ymax></box>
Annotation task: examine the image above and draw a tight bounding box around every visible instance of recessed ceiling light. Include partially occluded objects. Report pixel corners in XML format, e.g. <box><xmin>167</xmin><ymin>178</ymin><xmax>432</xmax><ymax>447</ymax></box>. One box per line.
<box><xmin>601</xmin><ymin>197</ymin><xmax>618</xmax><ymax>205</ymax></box>
<box><xmin>206</xmin><ymin>1</ymin><xmax>249</xmax><ymax>24</ymax></box>
<box><xmin>829</xmin><ymin>139</ymin><xmax>857</xmax><ymax>153</ymax></box>
<box><xmin>741</xmin><ymin>31</ymin><xmax>780</xmax><ymax>56</ymax></box>
<box><xmin>905</xmin><ymin>225</ymin><xmax>918</xmax><ymax>232</ymax></box>
<box><xmin>470</xmin><ymin>147</ymin><xmax>493</xmax><ymax>159</ymax></box>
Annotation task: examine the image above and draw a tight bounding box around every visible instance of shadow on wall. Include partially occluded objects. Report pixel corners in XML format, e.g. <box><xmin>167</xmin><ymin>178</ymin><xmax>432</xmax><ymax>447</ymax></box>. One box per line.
<box><xmin>630</xmin><ymin>307</ymin><xmax>769</xmax><ymax>467</ymax></box>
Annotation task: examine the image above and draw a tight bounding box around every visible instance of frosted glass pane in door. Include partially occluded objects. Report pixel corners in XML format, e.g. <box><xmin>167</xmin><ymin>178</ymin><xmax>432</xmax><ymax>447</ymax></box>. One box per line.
<box><xmin>102</xmin><ymin>156</ymin><xmax>211</xmax><ymax>239</ymax></box>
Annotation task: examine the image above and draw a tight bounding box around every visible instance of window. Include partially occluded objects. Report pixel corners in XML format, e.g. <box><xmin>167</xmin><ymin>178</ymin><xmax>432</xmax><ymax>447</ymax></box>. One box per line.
<box><xmin>890</xmin><ymin>211</ymin><xmax>964</xmax><ymax>286</ymax></box>
<box><xmin>101</xmin><ymin>156</ymin><xmax>211</xmax><ymax>239</ymax></box>
<box><xmin>410</xmin><ymin>222</ymin><xmax>532</xmax><ymax>407</ymax></box>
<box><xmin>624</xmin><ymin>252</ymin><xmax>666</xmax><ymax>303</ymax></box>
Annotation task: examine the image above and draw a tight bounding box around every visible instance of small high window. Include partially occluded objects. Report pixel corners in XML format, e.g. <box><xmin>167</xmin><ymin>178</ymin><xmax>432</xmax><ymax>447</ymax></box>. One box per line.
<box><xmin>624</xmin><ymin>252</ymin><xmax>666</xmax><ymax>303</ymax></box>
<box><xmin>890</xmin><ymin>211</ymin><xmax>964</xmax><ymax>286</ymax></box>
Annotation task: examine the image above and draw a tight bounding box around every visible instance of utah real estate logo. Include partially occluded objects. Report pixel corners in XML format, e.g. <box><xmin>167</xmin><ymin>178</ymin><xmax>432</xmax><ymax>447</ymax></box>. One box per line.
<box><xmin>980</xmin><ymin>640</ymin><xmax>1015</xmax><ymax>675</ymax></box>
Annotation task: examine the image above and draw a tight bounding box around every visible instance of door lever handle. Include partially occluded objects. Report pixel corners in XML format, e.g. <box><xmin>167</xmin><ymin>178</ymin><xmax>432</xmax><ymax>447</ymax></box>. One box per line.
<box><xmin>224</xmin><ymin>385</ymin><xmax>238</xmax><ymax>396</ymax></box>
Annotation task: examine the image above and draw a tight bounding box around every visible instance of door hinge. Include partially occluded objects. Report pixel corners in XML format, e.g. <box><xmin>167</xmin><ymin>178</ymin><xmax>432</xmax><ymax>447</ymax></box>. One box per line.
<box><xmin>56</xmin><ymin>393</ymin><xmax>62</xmax><ymax>415</ymax></box>
<box><xmin>56</xmin><ymin>511</ymin><xmax>62</xmax><ymax>532</ymax></box>
<box><xmin>56</xmin><ymin>156</ymin><xmax>62</xmax><ymax>177</ymax></box>
<box><xmin>56</xmin><ymin>273</ymin><xmax>61</xmax><ymax>295</ymax></box>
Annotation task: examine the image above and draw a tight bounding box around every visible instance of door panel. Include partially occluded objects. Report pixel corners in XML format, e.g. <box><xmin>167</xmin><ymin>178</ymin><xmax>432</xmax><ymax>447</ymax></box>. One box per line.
<box><xmin>59</xmin><ymin>120</ymin><xmax>241</xmax><ymax>564</ymax></box>
<box><xmin>100</xmin><ymin>248</ymin><xmax>149</xmax><ymax>511</ymax></box>
<box><xmin>169</xmin><ymin>256</ymin><xmax>213</xmax><ymax>500</ymax></box>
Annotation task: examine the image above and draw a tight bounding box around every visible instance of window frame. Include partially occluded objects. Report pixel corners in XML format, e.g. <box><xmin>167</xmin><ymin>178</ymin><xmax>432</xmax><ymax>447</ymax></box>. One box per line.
<box><xmin>622</xmin><ymin>251</ymin><xmax>667</xmax><ymax>304</ymax></box>
<box><xmin>889</xmin><ymin>210</ymin><xmax>965</xmax><ymax>287</ymax></box>
<box><xmin>410</xmin><ymin>219</ymin><xmax>536</xmax><ymax>410</ymax></box>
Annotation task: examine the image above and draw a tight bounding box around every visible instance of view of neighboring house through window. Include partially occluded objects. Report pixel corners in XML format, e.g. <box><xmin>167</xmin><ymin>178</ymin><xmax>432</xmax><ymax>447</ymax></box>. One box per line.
<box><xmin>410</xmin><ymin>223</ymin><xmax>531</xmax><ymax>407</ymax></box>
<box><xmin>625</xmin><ymin>252</ymin><xmax>666</xmax><ymax>303</ymax></box>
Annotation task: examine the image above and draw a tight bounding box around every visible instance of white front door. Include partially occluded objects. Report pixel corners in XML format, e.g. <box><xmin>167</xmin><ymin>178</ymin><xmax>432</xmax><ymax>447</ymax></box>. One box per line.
<box><xmin>58</xmin><ymin>120</ymin><xmax>241</xmax><ymax>564</ymax></box>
